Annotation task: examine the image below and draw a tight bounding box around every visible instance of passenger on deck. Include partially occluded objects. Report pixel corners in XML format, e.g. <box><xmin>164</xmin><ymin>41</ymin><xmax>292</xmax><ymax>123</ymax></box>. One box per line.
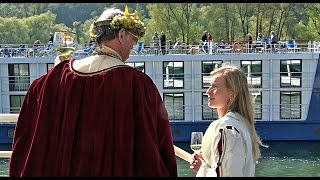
<box><xmin>218</xmin><ymin>40</ymin><xmax>226</xmax><ymax>49</ymax></box>
<box><xmin>33</xmin><ymin>40</ymin><xmax>41</xmax><ymax>45</ymax></box>
<box><xmin>49</xmin><ymin>32</ymin><xmax>54</xmax><ymax>43</ymax></box>
<box><xmin>201</xmin><ymin>31</ymin><xmax>208</xmax><ymax>53</ymax></box>
<box><xmin>270</xmin><ymin>31</ymin><xmax>278</xmax><ymax>50</ymax></box>
<box><xmin>152</xmin><ymin>32</ymin><xmax>160</xmax><ymax>55</ymax></box>
<box><xmin>187</xmin><ymin>45</ymin><xmax>200</xmax><ymax>55</ymax></box>
<box><xmin>246</xmin><ymin>33</ymin><xmax>253</xmax><ymax>50</ymax></box>
<box><xmin>160</xmin><ymin>31</ymin><xmax>166</xmax><ymax>55</ymax></box>
<box><xmin>9</xmin><ymin>6</ymin><xmax>177</xmax><ymax>177</ymax></box>
<box><xmin>256</xmin><ymin>32</ymin><xmax>263</xmax><ymax>41</ymax></box>
<box><xmin>190</xmin><ymin>64</ymin><xmax>267</xmax><ymax>177</ymax></box>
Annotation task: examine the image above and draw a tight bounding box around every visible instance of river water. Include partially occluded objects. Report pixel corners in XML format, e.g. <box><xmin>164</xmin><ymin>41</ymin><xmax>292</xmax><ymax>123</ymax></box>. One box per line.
<box><xmin>1</xmin><ymin>141</ymin><xmax>320</xmax><ymax>177</ymax></box>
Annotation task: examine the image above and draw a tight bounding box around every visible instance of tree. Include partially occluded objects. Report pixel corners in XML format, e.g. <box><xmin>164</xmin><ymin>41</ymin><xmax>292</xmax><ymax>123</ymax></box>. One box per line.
<box><xmin>0</xmin><ymin>17</ymin><xmax>28</xmax><ymax>44</ymax></box>
<box><xmin>235</xmin><ymin>3</ymin><xmax>254</xmax><ymax>40</ymax></box>
<box><xmin>73</xmin><ymin>21</ymin><xmax>82</xmax><ymax>44</ymax></box>
<box><xmin>78</xmin><ymin>17</ymin><xmax>97</xmax><ymax>45</ymax></box>
<box><xmin>274</xmin><ymin>3</ymin><xmax>294</xmax><ymax>40</ymax></box>
<box><xmin>304</xmin><ymin>4</ymin><xmax>320</xmax><ymax>38</ymax></box>
<box><xmin>146</xmin><ymin>3</ymin><xmax>203</xmax><ymax>45</ymax></box>
<box><xmin>24</xmin><ymin>11</ymin><xmax>59</xmax><ymax>44</ymax></box>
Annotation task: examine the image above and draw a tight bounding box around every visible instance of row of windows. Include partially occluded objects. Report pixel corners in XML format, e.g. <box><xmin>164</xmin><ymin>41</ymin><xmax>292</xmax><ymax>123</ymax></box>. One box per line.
<box><xmin>163</xmin><ymin>91</ymin><xmax>301</xmax><ymax>121</ymax></box>
<box><xmin>6</xmin><ymin>61</ymin><xmax>303</xmax><ymax>121</ymax></box>
<box><xmin>190</xmin><ymin>60</ymin><xmax>302</xmax><ymax>89</ymax></box>
<box><xmin>7</xmin><ymin>63</ymin><xmax>54</xmax><ymax>91</ymax></box>
<box><xmin>9</xmin><ymin>90</ymin><xmax>301</xmax><ymax>120</ymax></box>
<box><xmin>6</xmin><ymin>59</ymin><xmax>303</xmax><ymax>92</ymax></box>
<box><xmin>130</xmin><ymin>60</ymin><xmax>302</xmax><ymax>89</ymax></box>
<box><xmin>8</xmin><ymin>63</ymin><xmax>54</xmax><ymax>77</ymax></box>
<box><xmin>131</xmin><ymin>61</ymin><xmax>301</xmax><ymax>120</ymax></box>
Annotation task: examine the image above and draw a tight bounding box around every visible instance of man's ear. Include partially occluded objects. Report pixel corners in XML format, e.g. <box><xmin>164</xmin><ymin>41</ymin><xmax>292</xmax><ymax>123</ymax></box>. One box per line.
<box><xmin>117</xmin><ymin>28</ymin><xmax>126</xmax><ymax>44</ymax></box>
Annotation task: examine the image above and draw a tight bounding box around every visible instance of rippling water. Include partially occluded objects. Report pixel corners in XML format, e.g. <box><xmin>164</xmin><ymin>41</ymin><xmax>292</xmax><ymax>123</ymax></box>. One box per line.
<box><xmin>1</xmin><ymin>141</ymin><xmax>320</xmax><ymax>177</ymax></box>
<box><xmin>0</xmin><ymin>159</ymin><xmax>8</xmax><ymax>177</ymax></box>
<box><xmin>176</xmin><ymin>141</ymin><xmax>320</xmax><ymax>177</ymax></box>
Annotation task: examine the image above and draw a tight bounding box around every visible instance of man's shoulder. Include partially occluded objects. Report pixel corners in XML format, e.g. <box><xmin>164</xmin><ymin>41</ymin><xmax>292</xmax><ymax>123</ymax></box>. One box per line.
<box><xmin>128</xmin><ymin>68</ymin><xmax>151</xmax><ymax>79</ymax></box>
<box><xmin>126</xmin><ymin>68</ymin><xmax>155</xmax><ymax>84</ymax></box>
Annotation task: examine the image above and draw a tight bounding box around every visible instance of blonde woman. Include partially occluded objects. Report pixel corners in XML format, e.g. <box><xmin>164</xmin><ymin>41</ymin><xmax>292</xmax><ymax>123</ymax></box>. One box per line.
<box><xmin>190</xmin><ymin>64</ymin><xmax>267</xmax><ymax>177</ymax></box>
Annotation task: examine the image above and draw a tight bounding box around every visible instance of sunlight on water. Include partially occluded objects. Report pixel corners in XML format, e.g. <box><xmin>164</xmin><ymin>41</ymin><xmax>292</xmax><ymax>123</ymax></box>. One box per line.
<box><xmin>256</xmin><ymin>156</ymin><xmax>320</xmax><ymax>177</ymax></box>
<box><xmin>1</xmin><ymin>141</ymin><xmax>320</xmax><ymax>177</ymax></box>
<box><xmin>176</xmin><ymin>141</ymin><xmax>320</xmax><ymax>177</ymax></box>
<box><xmin>0</xmin><ymin>158</ymin><xmax>8</xmax><ymax>177</ymax></box>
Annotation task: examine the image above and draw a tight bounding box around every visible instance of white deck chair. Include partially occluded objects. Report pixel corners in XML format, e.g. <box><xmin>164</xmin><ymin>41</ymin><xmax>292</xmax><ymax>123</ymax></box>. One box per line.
<box><xmin>168</xmin><ymin>42</ymin><xmax>179</xmax><ymax>54</ymax></box>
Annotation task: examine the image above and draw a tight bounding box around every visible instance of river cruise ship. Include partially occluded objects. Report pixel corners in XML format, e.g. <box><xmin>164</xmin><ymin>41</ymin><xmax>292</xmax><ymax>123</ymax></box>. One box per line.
<box><xmin>0</xmin><ymin>40</ymin><xmax>320</xmax><ymax>150</ymax></box>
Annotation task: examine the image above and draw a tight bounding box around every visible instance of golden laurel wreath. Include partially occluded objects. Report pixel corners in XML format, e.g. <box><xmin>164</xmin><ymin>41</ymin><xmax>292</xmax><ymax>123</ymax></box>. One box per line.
<box><xmin>89</xmin><ymin>5</ymin><xmax>146</xmax><ymax>38</ymax></box>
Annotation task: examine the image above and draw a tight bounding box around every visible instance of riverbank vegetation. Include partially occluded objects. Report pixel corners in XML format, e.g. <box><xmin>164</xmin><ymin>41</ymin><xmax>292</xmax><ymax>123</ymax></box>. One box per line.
<box><xmin>0</xmin><ymin>3</ymin><xmax>319</xmax><ymax>45</ymax></box>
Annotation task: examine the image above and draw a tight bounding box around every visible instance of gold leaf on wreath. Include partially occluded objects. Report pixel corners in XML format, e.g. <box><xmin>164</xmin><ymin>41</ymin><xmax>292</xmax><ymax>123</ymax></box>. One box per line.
<box><xmin>124</xmin><ymin>5</ymin><xmax>130</xmax><ymax>18</ymax></box>
<box><xmin>134</xmin><ymin>10</ymin><xmax>140</xmax><ymax>20</ymax></box>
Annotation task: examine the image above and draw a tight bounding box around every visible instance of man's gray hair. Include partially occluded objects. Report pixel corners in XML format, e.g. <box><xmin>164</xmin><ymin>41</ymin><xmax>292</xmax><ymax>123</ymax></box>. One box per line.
<box><xmin>94</xmin><ymin>8</ymin><xmax>124</xmax><ymax>45</ymax></box>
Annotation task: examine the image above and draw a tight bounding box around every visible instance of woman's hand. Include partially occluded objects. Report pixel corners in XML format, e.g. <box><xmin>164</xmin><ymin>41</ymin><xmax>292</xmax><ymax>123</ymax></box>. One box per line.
<box><xmin>190</xmin><ymin>153</ymin><xmax>203</xmax><ymax>173</ymax></box>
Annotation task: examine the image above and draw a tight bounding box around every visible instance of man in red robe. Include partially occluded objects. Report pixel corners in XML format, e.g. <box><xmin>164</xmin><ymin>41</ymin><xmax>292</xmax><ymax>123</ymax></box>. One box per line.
<box><xmin>9</xmin><ymin>7</ymin><xmax>177</xmax><ymax>177</ymax></box>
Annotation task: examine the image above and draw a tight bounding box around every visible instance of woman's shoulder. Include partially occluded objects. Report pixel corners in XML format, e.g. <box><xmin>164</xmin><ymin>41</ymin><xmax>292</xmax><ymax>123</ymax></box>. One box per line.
<box><xmin>221</xmin><ymin>111</ymin><xmax>238</xmax><ymax>121</ymax></box>
<box><xmin>218</xmin><ymin>112</ymin><xmax>245</xmax><ymax>129</ymax></box>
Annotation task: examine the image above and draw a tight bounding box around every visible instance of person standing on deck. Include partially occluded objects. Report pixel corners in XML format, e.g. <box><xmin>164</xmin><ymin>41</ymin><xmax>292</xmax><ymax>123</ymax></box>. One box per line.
<box><xmin>201</xmin><ymin>31</ymin><xmax>208</xmax><ymax>53</ymax></box>
<box><xmin>160</xmin><ymin>31</ymin><xmax>166</xmax><ymax>55</ymax></box>
<box><xmin>152</xmin><ymin>32</ymin><xmax>160</xmax><ymax>55</ymax></box>
<box><xmin>9</xmin><ymin>6</ymin><xmax>177</xmax><ymax>177</ymax></box>
<box><xmin>270</xmin><ymin>31</ymin><xmax>278</xmax><ymax>50</ymax></box>
<box><xmin>208</xmin><ymin>33</ymin><xmax>213</xmax><ymax>54</ymax></box>
<box><xmin>48</xmin><ymin>32</ymin><xmax>54</xmax><ymax>43</ymax></box>
<box><xmin>246</xmin><ymin>33</ymin><xmax>253</xmax><ymax>51</ymax></box>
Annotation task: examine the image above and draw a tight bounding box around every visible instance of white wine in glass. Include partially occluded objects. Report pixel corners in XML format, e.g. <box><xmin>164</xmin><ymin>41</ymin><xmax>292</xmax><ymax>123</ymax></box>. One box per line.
<box><xmin>53</xmin><ymin>31</ymin><xmax>77</xmax><ymax>57</ymax></box>
<box><xmin>190</xmin><ymin>132</ymin><xmax>203</xmax><ymax>152</ymax></box>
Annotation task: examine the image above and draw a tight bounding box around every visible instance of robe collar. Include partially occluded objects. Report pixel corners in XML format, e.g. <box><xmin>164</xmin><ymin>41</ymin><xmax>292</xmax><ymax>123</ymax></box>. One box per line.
<box><xmin>92</xmin><ymin>45</ymin><xmax>123</xmax><ymax>62</ymax></box>
<box><xmin>71</xmin><ymin>45</ymin><xmax>127</xmax><ymax>75</ymax></box>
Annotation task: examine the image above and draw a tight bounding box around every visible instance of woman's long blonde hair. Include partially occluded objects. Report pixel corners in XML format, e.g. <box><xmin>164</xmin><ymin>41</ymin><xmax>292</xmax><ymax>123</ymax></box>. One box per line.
<box><xmin>210</xmin><ymin>64</ymin><xmax>267</xmax><ymax>161</ymax></box>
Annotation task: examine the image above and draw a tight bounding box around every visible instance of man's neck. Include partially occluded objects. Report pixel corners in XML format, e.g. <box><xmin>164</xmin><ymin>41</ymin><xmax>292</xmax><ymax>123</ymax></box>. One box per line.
<box><xmin>100</xmin><ymin>41</ymin><xmax>125</xmax><ymax>62</ymax></box>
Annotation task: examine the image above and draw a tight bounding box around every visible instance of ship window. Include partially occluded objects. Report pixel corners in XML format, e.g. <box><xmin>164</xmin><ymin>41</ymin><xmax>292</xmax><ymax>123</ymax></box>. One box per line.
<box><xmin>201</xmin><ymin>61</ymin><xmax>223</xmax><ymax>88</ymax></box>
<box><xmin>125</xmin><ymin>62</ymin><xmax>145</xmax><ymax>73</ymax></box>
<box><xmin>280</xmin><ymin>59</ymin><xmax>302</xmax><ymax>87</ymax></box>
<box><xmin>8</xmin><ymin>64</ymin><xmax>30</xmax><ymax>91</ymax></box>
<box><xmin>10</xmin><ymin>95</ymin><xmax>25</xmax><ymax>114</ymax></box>
<box><xmin>251</xmin><ymin>91</ymin><xmax>262</xmax><ymax>120</ymax></box>
<box><xmin>280</xmin><ymin>91</ymin><xmax>301</xmax><ymax>119</ymax></box>
<box><xmin>241</xmin><ymin>60</ymin><xmax>262</xmax><ymax>88</ymax></box>
<box><xmin>163</xmin><ymin>61</ymin><xmax>184</xmax><ymax>89</ymax></box>
<box><xmin>7</xmin><ymin>127</ymin><xmax>14</xmax><ymax>138</ymax></box>
<box><xmin>47</xmin><ymin>63</ymin><xmax>54</xmax><ymax>72</ymax></box>
<box><xmin>202</xmin><ymin>92</ymin><xmax>218</xmax><ymax>120</ymax></box>
<box><xmin>163</xmin><ymin>93</ymin><xmax>184</xmax><ymax>120</ymax></box>
<box><xmin>202</xmin><ymin>91</ymin><xmax>262</xmax><ymax>120</ymax></box>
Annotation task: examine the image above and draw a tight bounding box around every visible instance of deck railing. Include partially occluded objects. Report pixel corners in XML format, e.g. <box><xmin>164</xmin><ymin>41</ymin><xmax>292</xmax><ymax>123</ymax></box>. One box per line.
<box><xmin>0</xmin><ymin>151</ymin><xmax>11</xmax><ymax>158</ymax></box>
<box><xmin>0</xmin><ymin>114</ymin><xmax>18</xmax><ymax>123</ymax></box>
<box><xmin>1</xmin><ymin>40</ymin><xmax>320</xmax><ymax>58</ymax></box>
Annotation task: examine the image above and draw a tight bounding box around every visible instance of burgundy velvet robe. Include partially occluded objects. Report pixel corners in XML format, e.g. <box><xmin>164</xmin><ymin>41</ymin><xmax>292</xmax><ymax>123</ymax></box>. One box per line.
<box><xmin>9</xmin><ymin>60</ymin><xmax>177</xmax><ymax>176</ymax></box>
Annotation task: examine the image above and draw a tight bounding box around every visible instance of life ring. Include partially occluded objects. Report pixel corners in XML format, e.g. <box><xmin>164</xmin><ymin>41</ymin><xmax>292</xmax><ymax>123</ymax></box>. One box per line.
<box><xmin>232</xmin><ymin>42</ymin><xmax>243</xmax><ymax>53</ymax></box>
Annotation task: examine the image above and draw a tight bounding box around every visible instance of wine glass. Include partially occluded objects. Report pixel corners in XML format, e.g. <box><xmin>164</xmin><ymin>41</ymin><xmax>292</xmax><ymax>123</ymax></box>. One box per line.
<box><xmin>53</xmin><ymin>31</ymin><xmax>77</xmax><ymax>56</ymax></box>
<box><xmin>190</xmin><ymin>132</ymin><xmax>203</xmax><ymax>153</ymax></box>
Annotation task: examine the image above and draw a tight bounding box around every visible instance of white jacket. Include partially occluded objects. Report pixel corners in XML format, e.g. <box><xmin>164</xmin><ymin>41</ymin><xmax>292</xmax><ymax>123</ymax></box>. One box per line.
<box><xmin>196</xmin><ymin>111</ymin><xmax>255</xmax><ymax>177</ymax></box>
